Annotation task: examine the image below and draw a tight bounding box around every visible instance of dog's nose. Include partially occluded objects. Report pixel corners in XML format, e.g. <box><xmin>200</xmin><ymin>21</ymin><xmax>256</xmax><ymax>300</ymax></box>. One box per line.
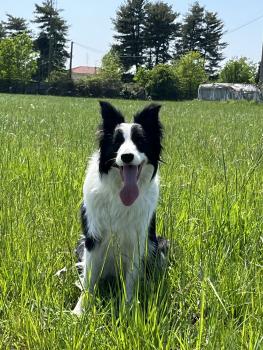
<box><xmin>121</xmin><ymin>153</ymin><xmax>134</xmax><ymax>164</ymax></box>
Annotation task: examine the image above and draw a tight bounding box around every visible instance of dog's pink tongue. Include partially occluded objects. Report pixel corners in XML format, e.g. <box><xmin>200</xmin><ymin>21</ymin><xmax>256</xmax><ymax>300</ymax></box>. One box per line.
<box><xmin>120</xmin><ymin>165</ymin><xmax>139</xmax><ymax>206</ymax></box>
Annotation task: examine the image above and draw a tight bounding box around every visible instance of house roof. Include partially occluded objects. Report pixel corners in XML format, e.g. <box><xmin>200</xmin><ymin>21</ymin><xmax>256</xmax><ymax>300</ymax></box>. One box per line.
<box><xmin>72</xmin><ymin>66</ymin><xmax>98</xmax><ymax>74</ymax></box>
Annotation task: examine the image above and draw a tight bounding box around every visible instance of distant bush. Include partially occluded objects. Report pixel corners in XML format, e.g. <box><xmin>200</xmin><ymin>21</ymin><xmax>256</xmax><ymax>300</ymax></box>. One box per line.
<box><xmin>48</xmin><ymin>70</ymin><xmax>75</xmax><ymax>96</ymax></box>
<box><xmin>173</xmin><ymin>51</ymin><xmax>207</xmax><ymax>99</ymax></box>
<box><xmin>219</xmin><ymin>57</ymin><xmax>257</xmax><ymax>84</ymax></box>
<box><xmin>75</xmin><ymin>76</ymin><xmax>122</xmax><ymax>98</ymax></box>
<box><xmin>134</xmin><ymin>64</ymin><xmax>178</xmax><ymax>100</ymax></box>
<box><xmin>120</xmin><ymin>83</ymin><xmax>146</xmax><ymax>99</ymax></box>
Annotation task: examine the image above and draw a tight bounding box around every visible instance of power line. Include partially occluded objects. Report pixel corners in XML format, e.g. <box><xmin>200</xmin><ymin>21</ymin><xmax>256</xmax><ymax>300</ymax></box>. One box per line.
<box><xmin>224</xmin><ymin>13</ymin><xmax>263</xmax><ymax>35</ymax></box>
<box><xmin>68</xmin><ymin>40</ymin><xmax>143</xmax><ymax>58</ymax></box>
<box><xmin>73</xmin><ymin>41</ymin><xmax>105</xmax><ymax>54</ymax></box>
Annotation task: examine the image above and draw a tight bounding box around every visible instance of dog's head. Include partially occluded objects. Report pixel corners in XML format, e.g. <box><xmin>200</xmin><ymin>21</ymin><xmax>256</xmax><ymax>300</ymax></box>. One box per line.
<box><xmin>98</xmin><ymin>101</ymin><xmax>163</xmax><ymax>206</ymax></box>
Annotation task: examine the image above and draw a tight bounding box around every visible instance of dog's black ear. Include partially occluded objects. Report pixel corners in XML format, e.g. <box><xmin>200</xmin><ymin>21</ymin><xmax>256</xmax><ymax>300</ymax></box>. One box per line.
<box><xmin>99</xmin><ymin>101</ymin><xmax>124</xmax><ymax>131</ymax></box>
<box><xmin>134</xmin><ymin>103</ymin><xmax>162</xmax><ymax>135</ymax></box>
<box><xmin>134</xmin><ymin>104</ymin><xmax>163</xmax><ymax>179</ymax></box>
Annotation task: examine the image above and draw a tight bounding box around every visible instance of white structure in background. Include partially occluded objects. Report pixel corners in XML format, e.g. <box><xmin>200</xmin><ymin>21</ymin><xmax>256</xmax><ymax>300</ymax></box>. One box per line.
<box><xmin>198</xmin><ymin>83</ymin><xmax>262</xmax><ymax>102</ymax></box>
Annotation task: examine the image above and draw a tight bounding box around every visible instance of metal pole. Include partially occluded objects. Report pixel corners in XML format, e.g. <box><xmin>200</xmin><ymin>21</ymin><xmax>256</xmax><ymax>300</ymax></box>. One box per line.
<box><xmin>260</xmin><ymin>43</ymin><xmax>263</xmax><ymax>83</ymax></box>
<box><xmin>69</xmin><ymin>41</ymin><xmax>73</xmax><ymax>79</ymax></box>
<box><xmin>48</xmin><ymin>0</ymin><xmax>53</xmax><ymax>80</ymax></box>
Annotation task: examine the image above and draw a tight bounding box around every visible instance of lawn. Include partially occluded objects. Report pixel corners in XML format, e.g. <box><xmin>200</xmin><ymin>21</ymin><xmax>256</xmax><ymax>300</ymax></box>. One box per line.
<box><xmin>0</xmin><ymin>94</ymin><xmax>262</xmax><ymax>349</ymax></box>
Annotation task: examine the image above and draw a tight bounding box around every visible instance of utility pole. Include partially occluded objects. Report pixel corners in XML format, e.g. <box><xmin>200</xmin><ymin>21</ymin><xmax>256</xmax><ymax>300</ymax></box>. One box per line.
<box><xmin>48</xmin><ymin>0</ymin><xmax>53</xmax><ymax>80</ymax></box>
<box><xmin>260</xmin><ymin>43</ymin><xmax>263</xmax><ymax>84</ymax></box>
<box><xmin>69</xmin><ymin>41</ymin><xmax>73</xmax><ymax>79</ymax></box>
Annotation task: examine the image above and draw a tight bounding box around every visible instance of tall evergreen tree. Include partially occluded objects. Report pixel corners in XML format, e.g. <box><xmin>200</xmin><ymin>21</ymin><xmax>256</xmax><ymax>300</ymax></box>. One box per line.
<box><xmin>3</xmin><ymin>14</ymin><xmax>29</xmax><ymax>37</ymax></box>
<box><xmin>112</xmin><ymin>0</ymin><xmax>148</xmax><ymax>71</ymax></box>
<box><xmin>144</xmin><ymin>2</ymin><xmax>180</xmax><ymax>67</ymax></box>
<box><xmin>202</xmin><ymin>11</ymin><xmax>227</xmax><ymax>76</ymax></box>
<box><xmin>33</xmin><ymin>0</ymin><xmax>69</xmax><ymax>80</ymax></box>
<box><xmin>176</xmin><ymin>2</ymin><xmax>205</xmax><ymax>56</ymax></box>
<box><xmin>175</xmin><ymin>1</ymin><xmax>227</xmax><ymax>76</ymax></box>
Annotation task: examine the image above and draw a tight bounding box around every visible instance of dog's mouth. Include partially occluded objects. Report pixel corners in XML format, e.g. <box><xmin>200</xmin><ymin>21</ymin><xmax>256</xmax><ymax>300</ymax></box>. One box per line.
<box><xmin>119</xmin><ymin>163</ymin><xmax>143</xmax><ymax>206</ymax></box>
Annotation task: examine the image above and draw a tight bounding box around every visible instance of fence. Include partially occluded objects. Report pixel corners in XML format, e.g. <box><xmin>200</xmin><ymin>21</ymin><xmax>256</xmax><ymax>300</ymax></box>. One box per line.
<box><xmin>0</xmin><ymin>79</ymin><xmax>75</xmax><ymax>96</ymax></box>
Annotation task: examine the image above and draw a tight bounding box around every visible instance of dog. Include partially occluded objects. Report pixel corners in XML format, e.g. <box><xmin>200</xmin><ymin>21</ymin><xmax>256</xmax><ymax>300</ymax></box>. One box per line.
<box><xmin>73</xmin><ymin>101</ymin><xmax>165</xmax><ymax>315</ymax></box>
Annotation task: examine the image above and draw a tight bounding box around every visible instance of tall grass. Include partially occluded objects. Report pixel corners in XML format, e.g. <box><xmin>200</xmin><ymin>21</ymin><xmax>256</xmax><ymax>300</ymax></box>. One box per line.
<box><xmin>0</xmin><ymin>94</ymin><xmax>262</xmax><ymax>349</ymax></box>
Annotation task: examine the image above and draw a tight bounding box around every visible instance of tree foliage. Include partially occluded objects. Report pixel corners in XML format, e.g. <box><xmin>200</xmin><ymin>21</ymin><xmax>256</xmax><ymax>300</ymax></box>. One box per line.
<box><xmin>33</xmin><ymin>0</ymin><xmax>69</xmax><ymax>80</ymax></box>
<box><xmin>100</xmin><ymin>49</ymin><xmax>124</xmax><ymax>81</ymax></box>
<box><xmin>202</xmin><ymin>11</ymin><xmax>227</xmax><ymax>75</ymax></box>
<box><xmin>177</xmin><ymin>2</ymin><xmax>205</xmax><ymax>55</ymax></box>
<box><xmin>0</xmin><ymin>22</ymin><xmax>6</xmax><ymax>40</ymax></box>
<box><xmin>176</xmin><ymin>1</ymin><xmax>227</xmax><ymax>76</ymax></box>
<box><xmin>144</xmin><ymin>1</ymin><xmax>179</xmax><ymax>67</ymax></box>
<box><xmin>113</xmin><ymin>0</ymin><xmax>181</xmax><ymax>70</ymax></box>
<box><xmin>113</xmin><ymin>0</ymin><xmax>147</xmax><ymax>70</ymax></box>
<box><xmin>135</xmin><ymin>64</ymin><xmax>178</xmax><ymax>99</ymax></box>
<box><xmin>219</xmin><ymin>57</ymin><xmax>257</xmax><ymax>84</ymax></box>
<box><xmin>3</xmin><ymin>14</ymin><xmax>29</xmax><ymax>36</ymax></box>
<box><xmin>174</xmin><ymin>51</ymin><xmax>207</xmax><ymax>99</ymax></box>
<box><xmin>0</xmin><ymin>33</ymin><xmax>37</xmax><ymax>81</ymax></box>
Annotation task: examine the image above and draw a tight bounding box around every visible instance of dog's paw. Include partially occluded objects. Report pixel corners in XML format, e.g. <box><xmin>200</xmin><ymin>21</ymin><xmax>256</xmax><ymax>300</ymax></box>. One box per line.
<box><xmin>72</xmin><ymin>294</ymin><xmax>84</xmax><ymax>317</ymax></box>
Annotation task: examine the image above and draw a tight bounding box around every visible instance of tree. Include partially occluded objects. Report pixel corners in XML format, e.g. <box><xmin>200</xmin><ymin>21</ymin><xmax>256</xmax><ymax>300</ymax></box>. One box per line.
<box><xmin>0</xmin><ymin>33</ymin><xmax>37</xmax><ymax>81</ymax></box>
<box><xmin>176</xmin><ymin>2</ymin><xmax>205</xmax><ymax>56</ymax></box>
<box><xmin>176</xmin><ymin>1</ymin><xmax>227</xmax><ymax>76</ymax></box>
<box><xmin>219</xmin><ymin>57</ymin><xmax>257</xmax><ymax>84</ymax></box>
<box><xmin>0</xmin><ymin>22</ymin><xmax>6</xmax><ymax>40</ymax></box>
<box><xmin>112</xmin><ymin>0</ymin><xmax>147</xmax><ymax>71</ymax></box>
<box><xmin>174</xmin><ymin>51</ymin><xmax>207</xmax><ymax>99</ymax></box>
<box><xmin>144</xmin><ymin>2</ymin><xmax>180</xmax><ymax>67</ymax></box>
<box><xmin>33</xmin><ymin>0</ymin><xmax>69</xmax><ymax>80</ymax></box>
<box><xmin>100</xmin><ymin>49</ymin><xmax>124</xmax><ymax>81</ymax></box>
<box><xmin>135</xmin><ymin>64</ymin><xmax>178</xmax><ymax>99</ymax></box>
<box><xmin>202</xmin><ymin>11</ymin><xmax>227</xmax><ymax>76</ymax></box>
<box><xmin>3</xmin><ymin>14</ymin><xmax>29</xmax><ymax>36</ymax></box>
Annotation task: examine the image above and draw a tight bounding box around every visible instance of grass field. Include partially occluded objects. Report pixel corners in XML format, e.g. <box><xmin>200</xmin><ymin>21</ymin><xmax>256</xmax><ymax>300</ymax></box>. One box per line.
<box><xmin>0</xmin><ymin>94</ymin><xmax>262</xmax><ymax>349</ymax></box>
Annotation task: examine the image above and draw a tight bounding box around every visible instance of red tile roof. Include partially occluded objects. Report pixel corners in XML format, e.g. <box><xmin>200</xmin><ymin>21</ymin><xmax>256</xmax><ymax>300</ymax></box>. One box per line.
<box><xmin>72</xmin><ymin>66</ymin><xmax>98</xmax><ymax>74</ymax></box>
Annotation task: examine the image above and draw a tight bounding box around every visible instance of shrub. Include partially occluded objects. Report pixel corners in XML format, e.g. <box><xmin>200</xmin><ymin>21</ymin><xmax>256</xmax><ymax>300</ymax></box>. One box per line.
<box><xmin>120</xmin><ymin>83</ymin><xmax>146</xmax><ymax>99</ymax></box>
<box><xmin>173</xmin><ymin>51</ymin><xmax>207</xmax><ymax>99</ymax></box>
<box><xmin>135</xmin><ymin>64</ymin><xmax>178</xmax><ymax>100</ymax></box>
<box><xmin>75</xmin><ymin>76</ymin><xmax>122</xmax><ymax>98</ymax></box>
<box><xmin>48</xmin><ymin>70</ymin><xmax>75</xmax><ymax>96</ymax></box>
<box><xmin>219</xmin><ymin>57</ymin><xmax>257</xmax><ymax>84</ymax></box>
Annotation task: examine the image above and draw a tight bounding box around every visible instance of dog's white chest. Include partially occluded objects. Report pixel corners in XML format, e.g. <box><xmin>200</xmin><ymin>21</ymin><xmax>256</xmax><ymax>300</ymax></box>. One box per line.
<box><xmin>83</xmin><ymin>153</ymin><xmax>159</xmax><ymax>239</ymax></box>
<box><xmin>82</xmin><ymin>153</ymin><xmax>159</xmax><ymax>275</ymax></box>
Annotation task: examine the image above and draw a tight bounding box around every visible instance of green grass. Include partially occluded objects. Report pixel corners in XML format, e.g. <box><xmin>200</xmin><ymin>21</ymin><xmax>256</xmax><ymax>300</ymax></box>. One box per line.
<box><xmin>0</xmin><ymin>94</ymin><xmax>262</xmax><ymax>349</ymax></box>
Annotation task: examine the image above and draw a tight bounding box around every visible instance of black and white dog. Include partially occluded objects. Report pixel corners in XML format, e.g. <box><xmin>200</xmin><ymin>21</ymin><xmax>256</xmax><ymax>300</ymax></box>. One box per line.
<box><xmin>73</xmin><ymin>101</ymin><xmax>165</xmax><ymax>315</ymax></box>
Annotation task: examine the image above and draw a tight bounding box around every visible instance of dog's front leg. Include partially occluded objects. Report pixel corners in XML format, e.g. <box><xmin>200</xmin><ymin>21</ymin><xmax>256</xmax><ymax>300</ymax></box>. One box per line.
<box><xmin>73</xmin><ymin>250</ymin><xmax>102</xmax><ymax>316</ymax></box>
<box><xmin>125</xmin><ymin>253</ymin><xmax>140</xmax><ymax>303</ymax></box>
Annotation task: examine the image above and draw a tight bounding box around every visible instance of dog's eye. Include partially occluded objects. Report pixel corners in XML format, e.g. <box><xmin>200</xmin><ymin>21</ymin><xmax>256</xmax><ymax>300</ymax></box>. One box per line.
<box><xmin>113</xmin><ymin>131</ymin><xmax>124</xmax><ymax>147</ymax></box>
<box><xmin>132</xmin><ymin>129</ymin><xmax>145</xmax><ymax>147</ymax></box>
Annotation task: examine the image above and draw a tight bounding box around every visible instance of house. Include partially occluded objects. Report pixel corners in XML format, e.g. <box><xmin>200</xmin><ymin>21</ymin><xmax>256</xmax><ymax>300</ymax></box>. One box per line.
<box><xmin>71</xmin><ymin>66</ymin><xmax>100</xmax><ymax>81</ymax></box>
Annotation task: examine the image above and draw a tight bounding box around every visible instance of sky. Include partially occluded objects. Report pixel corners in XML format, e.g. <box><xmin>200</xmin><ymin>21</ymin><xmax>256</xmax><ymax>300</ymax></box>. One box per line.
<box><xmin>1</xmin><ymin>0</ymin><xmax>263</xmax><ymax>69</ymax></box>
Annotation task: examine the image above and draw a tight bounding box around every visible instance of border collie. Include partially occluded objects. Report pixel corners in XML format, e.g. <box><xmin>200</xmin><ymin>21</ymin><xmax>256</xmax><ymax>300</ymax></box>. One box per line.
<box><xmin>73</xmin><ymin>101</ymin><xmax>164</xmax><ymax>315</ymax></box>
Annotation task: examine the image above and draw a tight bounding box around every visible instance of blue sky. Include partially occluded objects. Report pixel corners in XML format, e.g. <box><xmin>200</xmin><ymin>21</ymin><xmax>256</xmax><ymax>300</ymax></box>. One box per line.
<box><xmin>1</xmin><ymin>0</ymin><xmax>263</xmax><ymax>68</ymax></box>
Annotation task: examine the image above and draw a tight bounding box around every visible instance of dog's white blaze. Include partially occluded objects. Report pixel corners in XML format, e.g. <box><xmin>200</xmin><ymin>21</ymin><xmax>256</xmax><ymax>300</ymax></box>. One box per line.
<box><xmin>115</xmin><ymin>123</ymin><xmax>147</xmax><ymax>166</ymax></box>
<box><xmin>119</xmin><ymin>122</ymin><xmax>132</xmax><ymax>139</ymax></box>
